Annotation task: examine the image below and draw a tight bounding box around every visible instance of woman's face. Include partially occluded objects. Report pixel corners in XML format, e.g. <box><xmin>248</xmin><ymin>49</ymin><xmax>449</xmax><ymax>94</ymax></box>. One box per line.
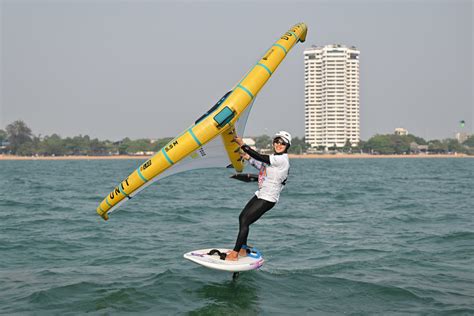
<box><xmin>273</xmin><ymin>138</ymin><xmax>288</xmax><ymax>154</ymax></box>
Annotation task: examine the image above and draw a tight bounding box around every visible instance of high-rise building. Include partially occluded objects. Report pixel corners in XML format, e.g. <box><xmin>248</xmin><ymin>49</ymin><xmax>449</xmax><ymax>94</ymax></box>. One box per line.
<box><xmin>304</xmin><ymin>44</ymin><xmax>360</xmax><ymax>150</ymax></box>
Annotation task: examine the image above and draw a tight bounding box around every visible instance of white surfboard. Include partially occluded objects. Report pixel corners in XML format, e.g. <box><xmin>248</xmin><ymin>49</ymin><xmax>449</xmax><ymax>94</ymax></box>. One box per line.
<box><xmin>183</xmin><ymin>248</ymin><xmax>264</xmax><ymax>272</ymax></box>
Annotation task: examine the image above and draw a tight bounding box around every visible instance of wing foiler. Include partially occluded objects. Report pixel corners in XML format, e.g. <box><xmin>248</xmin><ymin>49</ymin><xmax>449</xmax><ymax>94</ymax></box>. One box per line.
<box><xmin>97</xmin><ymin>23</ymin><xmax>308</xmax><ymax>220</ymax></box>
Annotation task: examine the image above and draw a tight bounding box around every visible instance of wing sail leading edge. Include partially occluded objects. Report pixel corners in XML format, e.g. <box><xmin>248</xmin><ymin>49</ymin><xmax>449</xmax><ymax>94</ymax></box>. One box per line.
<box><xmin>97</xmin><ymin>23</ymin><xmax>308</xmax><ymax>219</ymax></box>
<box><xmin>104</xmin><ymin>99</ymin><xmax>255</xmax><ymax>217</ymax></box>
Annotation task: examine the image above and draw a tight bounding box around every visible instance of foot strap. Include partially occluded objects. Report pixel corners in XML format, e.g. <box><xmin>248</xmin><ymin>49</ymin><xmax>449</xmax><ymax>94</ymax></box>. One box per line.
<box><xmin>241</xmin><ymin>245</ymin><xmax>262</xmax><ymax>259</ymax></box>
<box><xmin>207</xmin><ymin>249</ymin><xmax>227</xmax><ymax>260</ymax></box>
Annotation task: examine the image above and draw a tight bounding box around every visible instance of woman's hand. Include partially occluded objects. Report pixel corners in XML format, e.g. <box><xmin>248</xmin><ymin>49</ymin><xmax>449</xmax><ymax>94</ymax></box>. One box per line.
<box><xmin>240</xmin><ymin>152</ymin><xmax>250</xmax><ymax>160</ymax></box>
<box><xmin>233</xmin><ymin>136</ymin><xmax>245</xmax><ymax>147</ymax></box>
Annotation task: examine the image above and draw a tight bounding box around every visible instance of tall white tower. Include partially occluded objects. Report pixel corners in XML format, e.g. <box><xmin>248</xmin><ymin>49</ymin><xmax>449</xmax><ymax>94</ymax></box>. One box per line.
<box><xmin>304</xmin><ymin>44</ymin><xmax>360</xmax><ymax>150</ymax></box>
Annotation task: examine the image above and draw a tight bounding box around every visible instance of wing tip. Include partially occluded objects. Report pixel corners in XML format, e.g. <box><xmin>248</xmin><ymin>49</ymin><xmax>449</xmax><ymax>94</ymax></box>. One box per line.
<box><xmin>97</xmin><ymin>208</ymin><xmax>109</xmax><ymax>221</ymax></box>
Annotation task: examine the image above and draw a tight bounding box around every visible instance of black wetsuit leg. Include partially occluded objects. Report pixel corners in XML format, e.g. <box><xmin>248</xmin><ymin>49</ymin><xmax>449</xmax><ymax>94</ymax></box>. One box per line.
<box><xmin>233</xmin><ymin>195</ymin><xmax>275</xmax><ymax>252</ymax></box>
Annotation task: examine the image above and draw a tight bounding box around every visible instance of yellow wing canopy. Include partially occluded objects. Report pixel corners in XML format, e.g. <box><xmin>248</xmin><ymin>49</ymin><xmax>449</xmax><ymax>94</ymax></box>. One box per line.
<box><xmin>97</xmin><ymin>23</ymin><xmax>308</xmax><ymax>220</ymax></box>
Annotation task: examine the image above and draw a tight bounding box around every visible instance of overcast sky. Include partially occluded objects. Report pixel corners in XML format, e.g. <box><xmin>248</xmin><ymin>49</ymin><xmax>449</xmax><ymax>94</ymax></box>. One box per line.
<box><xmin>1</xmin><ymin>0</ymin><xmax>472</xmax><ymax>141</ymax></box>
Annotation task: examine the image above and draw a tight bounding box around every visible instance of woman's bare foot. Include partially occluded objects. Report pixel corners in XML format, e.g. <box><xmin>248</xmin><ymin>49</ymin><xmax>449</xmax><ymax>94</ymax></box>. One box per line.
<box><xmin>239</xmin><ymin>249</ymin><xmax>247</xmax><ymax>257</ymax></box>
<box><xmin>226</xmin><ymin>250</ymin><xmax>238</xmax><ymax>261</ymax></box>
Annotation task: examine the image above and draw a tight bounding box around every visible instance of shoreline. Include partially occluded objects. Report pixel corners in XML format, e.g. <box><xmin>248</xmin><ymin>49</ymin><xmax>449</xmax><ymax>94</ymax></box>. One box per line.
<box><xmin>0</xmin><ymin>153</ymin><xmax>471</xmax><ymax>161</ymax></box>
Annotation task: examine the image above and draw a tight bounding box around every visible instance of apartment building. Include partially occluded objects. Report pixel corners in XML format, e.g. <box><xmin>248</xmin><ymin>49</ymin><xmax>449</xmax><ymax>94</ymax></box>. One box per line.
<box><xmin>304</xmin><ymin>44</ymin><xmax>360</xmax><ymax>149</ymax></box>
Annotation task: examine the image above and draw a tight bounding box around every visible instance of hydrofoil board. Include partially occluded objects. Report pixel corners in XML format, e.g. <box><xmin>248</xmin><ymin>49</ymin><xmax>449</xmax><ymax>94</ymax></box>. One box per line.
<box><xmin>183</xmin><ymin>247</ymin><xmax>264</xmax><ymax>272</ymax></box>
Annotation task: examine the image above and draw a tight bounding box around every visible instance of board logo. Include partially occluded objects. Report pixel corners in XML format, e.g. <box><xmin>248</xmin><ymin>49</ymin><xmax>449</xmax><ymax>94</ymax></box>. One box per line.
<box><xmin>142</xmin><ymin>160</ymin><xmax>152</xmax><ymax>170</ymax></box>
<box><xmin>280</xmin><ymin>32</ymin><xmax>293</xmax><ymax>41</ymax></box>
<box><xmin>165</xmin><ymin>140</ymin><xmax>179</xmax><ymax>152</ymax></box>
<box><xmin>110</xmin><ymin>187</ymin><xmax>120</xmax><ymax>200</ymax></box>
<box><xmin>109</xmin><ymin>177</ymin><xmax>129</xmax><ymax>200</ymax></box>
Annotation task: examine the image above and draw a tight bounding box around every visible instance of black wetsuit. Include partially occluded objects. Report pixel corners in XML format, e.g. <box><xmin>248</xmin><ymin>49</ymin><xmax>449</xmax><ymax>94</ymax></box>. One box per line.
<box><xmin>233</xmin><ymin>195</ymin><xmax>275</xmax><ymax>251</ymax></box>
<box><xmin>232</xmin><ymin>145</ymin><xmax>282</xmax><ymax>252</ymax></box>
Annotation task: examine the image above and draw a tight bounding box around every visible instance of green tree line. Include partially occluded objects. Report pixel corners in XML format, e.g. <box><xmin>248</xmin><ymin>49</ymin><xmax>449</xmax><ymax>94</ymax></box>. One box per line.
<box><xmin>0</xmin><ymin>120</ymin><xmax>172</xmax><ymax>156</ymax></box>
<box><xmin>359</xmin><ymin>134</ymin><xmax>474</xmax><ymax>155</ymax></box>
<box><xmin>255</xmin><ymin>133</ymin><xmax>474</xmax><ymax>155</ymax></box>
<box><xmin>361</xmin><ymin>134</ymin><xmax>426</xmax><ymax>154</ymax></box>
<box><xmin>1</xmin><ymin>120</ymin><xmax>473</xmax><ymax>156</ymax></box>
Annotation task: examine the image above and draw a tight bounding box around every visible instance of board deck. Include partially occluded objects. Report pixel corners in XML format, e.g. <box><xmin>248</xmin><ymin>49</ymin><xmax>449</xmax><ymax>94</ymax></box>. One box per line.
<box><xmin>183</xmin><ymin>248</ymin><xmax>264</xmax><ymax>272</ymax></box>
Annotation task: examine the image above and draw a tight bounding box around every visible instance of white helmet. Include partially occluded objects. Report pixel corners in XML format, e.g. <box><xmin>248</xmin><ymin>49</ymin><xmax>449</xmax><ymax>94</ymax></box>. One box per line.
<box><xmin>274</xmin><ymin>131</ymin><xmax>292</xmax><ymax>146</ymax></box>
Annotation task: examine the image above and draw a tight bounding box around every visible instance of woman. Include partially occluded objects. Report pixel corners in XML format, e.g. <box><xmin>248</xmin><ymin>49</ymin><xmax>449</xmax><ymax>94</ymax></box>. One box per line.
<box><xmin>226</xmin><ymin>131</ymin><xmax>291</xmax><ymax>261</ymax></box>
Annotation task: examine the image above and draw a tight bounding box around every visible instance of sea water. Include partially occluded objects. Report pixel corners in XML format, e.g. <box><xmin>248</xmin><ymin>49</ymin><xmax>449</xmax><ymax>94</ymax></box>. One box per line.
<box><xmin>0</xmin><ymin>158</ymin><xmax>473</xmax><ymax>315</ymax></box>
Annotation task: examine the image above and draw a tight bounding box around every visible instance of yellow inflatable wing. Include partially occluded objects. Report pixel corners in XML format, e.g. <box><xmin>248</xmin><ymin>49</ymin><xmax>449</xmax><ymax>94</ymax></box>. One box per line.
<box><xmin>97</xmin><ymin>23</ymin><xmax>308</xmax><ymax>220</ymax></box>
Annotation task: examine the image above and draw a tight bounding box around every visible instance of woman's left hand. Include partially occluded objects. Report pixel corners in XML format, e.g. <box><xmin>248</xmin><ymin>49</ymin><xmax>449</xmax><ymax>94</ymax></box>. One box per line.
<box><xmin>240</xmin><ymin>153</ymin><xmax>250</xmax><ymax>160</ymax></box>
<box><xmin>234</xmin><ymin>136</ymin><xmax>244</xmax><ymax>147</ymax></box>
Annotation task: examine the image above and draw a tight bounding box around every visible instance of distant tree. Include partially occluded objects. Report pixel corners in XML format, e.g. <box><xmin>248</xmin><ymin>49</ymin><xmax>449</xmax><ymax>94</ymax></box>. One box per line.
<box><xmin>342</xmin><ymin>139</ymin><xmax>352</xmax><ymax>152</ymax></box>
<box><xmin>462</xmin><ymin>135</ymin><xmax>474</xmax><ymax>147</ymax></box>
<box><xmin>124</xmin><ymin>138</ymin><xmax>153</xmax><ymax>154</ymax></box>
<box><xmin>38</xmin><ymin>134</ymin><xmax>65</xmax><ymax>156</ymax></box>
<box><xmin>366</xmin><ymin>134</ymin><xmax>394</xmax><ymax>154</ymax></box>
<box><xmin>327</xmin><ymin>143</ymin><xmax>338</xmax><ymax>151</ymax></box>
<box><xmin>353</xmin><ymin>139</ymin><xmax>365</xmax><ymax>153</ymax></box>
<box><xmin>365</xmin><ymin>134</ymin><xmax>415</xmax><ymax>154</ymax></box>
<box><xmin>30</xmin><ymin>136</ymin><xmax>42</xmax><ymax>154</ymax></box>
<box><xmin>392</xmin><ymin>135</ymin><xmax>410</xmax><ymax>154</ymax></box>
<box><xmin>406</xmin><ymin>134</ymin><xmax>427</xmax><ymax>145</ymax></box>
<box><xmin>254</xmin><ymin>135</ymin><xmax>272</xmax><ymax>150</ymax></box>
<box><xmin>428</xmin><ymin>140</ymin><xmax>448</xmax><ymax>153</ymax></box>
<box><xmin>118</xmin><ymin>137</ymin><xmax>131</xmax><ymax>154</ymax></box>
<box><xmin>151</xmin><ymin>137</ymin><xmax>173</xmax><ymax>152</ymax></box>
<box><xmin>64</xmin><ymin>135</ymin><xmax>91</xmax><ymax>155</ymax></box>
<box><xmin>288</xmin><ymin>137</ymin><xmax>310</xmax><ymax>154</ymax></box>
<box><xmin>301</xmin><ymin>137</ymin><xmax>312</xmax><ymax>152</ymax></box>
<box><xmin>0</xmin><ymin>129</ymin><xmax>7</xmax><ymax>143</ymax></box>
<box><xmin>446</xmin><ymin>138</ymin><xmax>467</xmax><ymax>153</ymax></box>
<box><xmin>102</xmin><ymin>140</ymin><xmax>117</xmax><ymax>155</ymax></box>
<box><xmin>16</xmin><ymin>144</ymin><xmax>34</xmax><ymax>156</ymax></box>
<box><xmin>6</xmin><ymin>120</ymin><xmax>33</xmax><ymax>155</ymax></box>
<box><xmin>0</xmin><ymin>129</ymin><xmax>7</xmax><ymax>153</ymax></box>
<box><xmin>90</xmin><ymin>138</ymin><xmax>108</xmax><ymax>155</ymax></box>
<box><xmin>115</xmin><ymin>137</ymin><xmax>173</xmax><ymax>155</ymax></box>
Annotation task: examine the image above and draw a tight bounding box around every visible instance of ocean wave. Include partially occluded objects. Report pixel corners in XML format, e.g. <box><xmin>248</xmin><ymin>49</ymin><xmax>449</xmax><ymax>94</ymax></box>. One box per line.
<box><xmin>1</xmin><ymin>158</ymin><xmax>473</xmax><ymax>314</ymax></box>
<box><xmin>259</xmin><ymin>269</ymin><xmax>430</xmax><ymax>302</ymax></box>
<box><xmin>88</xmin><ymin>255</ymin><xmax>141</xmax><ymax>266</ymax></box>
<box><xmin>23</xmin><ymin>282</ymin><xmax>152</xmax><ymax>314</ymax></box>
<box><xmin>413</xmin><ymin>231</ymin><xmax>474</xmax><ymax>244</ymax></box>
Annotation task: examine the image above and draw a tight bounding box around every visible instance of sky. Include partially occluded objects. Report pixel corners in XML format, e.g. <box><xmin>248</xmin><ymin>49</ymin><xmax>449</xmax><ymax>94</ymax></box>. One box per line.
<box><xmin>1</xmin><ymin>0</ymin><xmax>472</xmax><ymax>141</ymax></box>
